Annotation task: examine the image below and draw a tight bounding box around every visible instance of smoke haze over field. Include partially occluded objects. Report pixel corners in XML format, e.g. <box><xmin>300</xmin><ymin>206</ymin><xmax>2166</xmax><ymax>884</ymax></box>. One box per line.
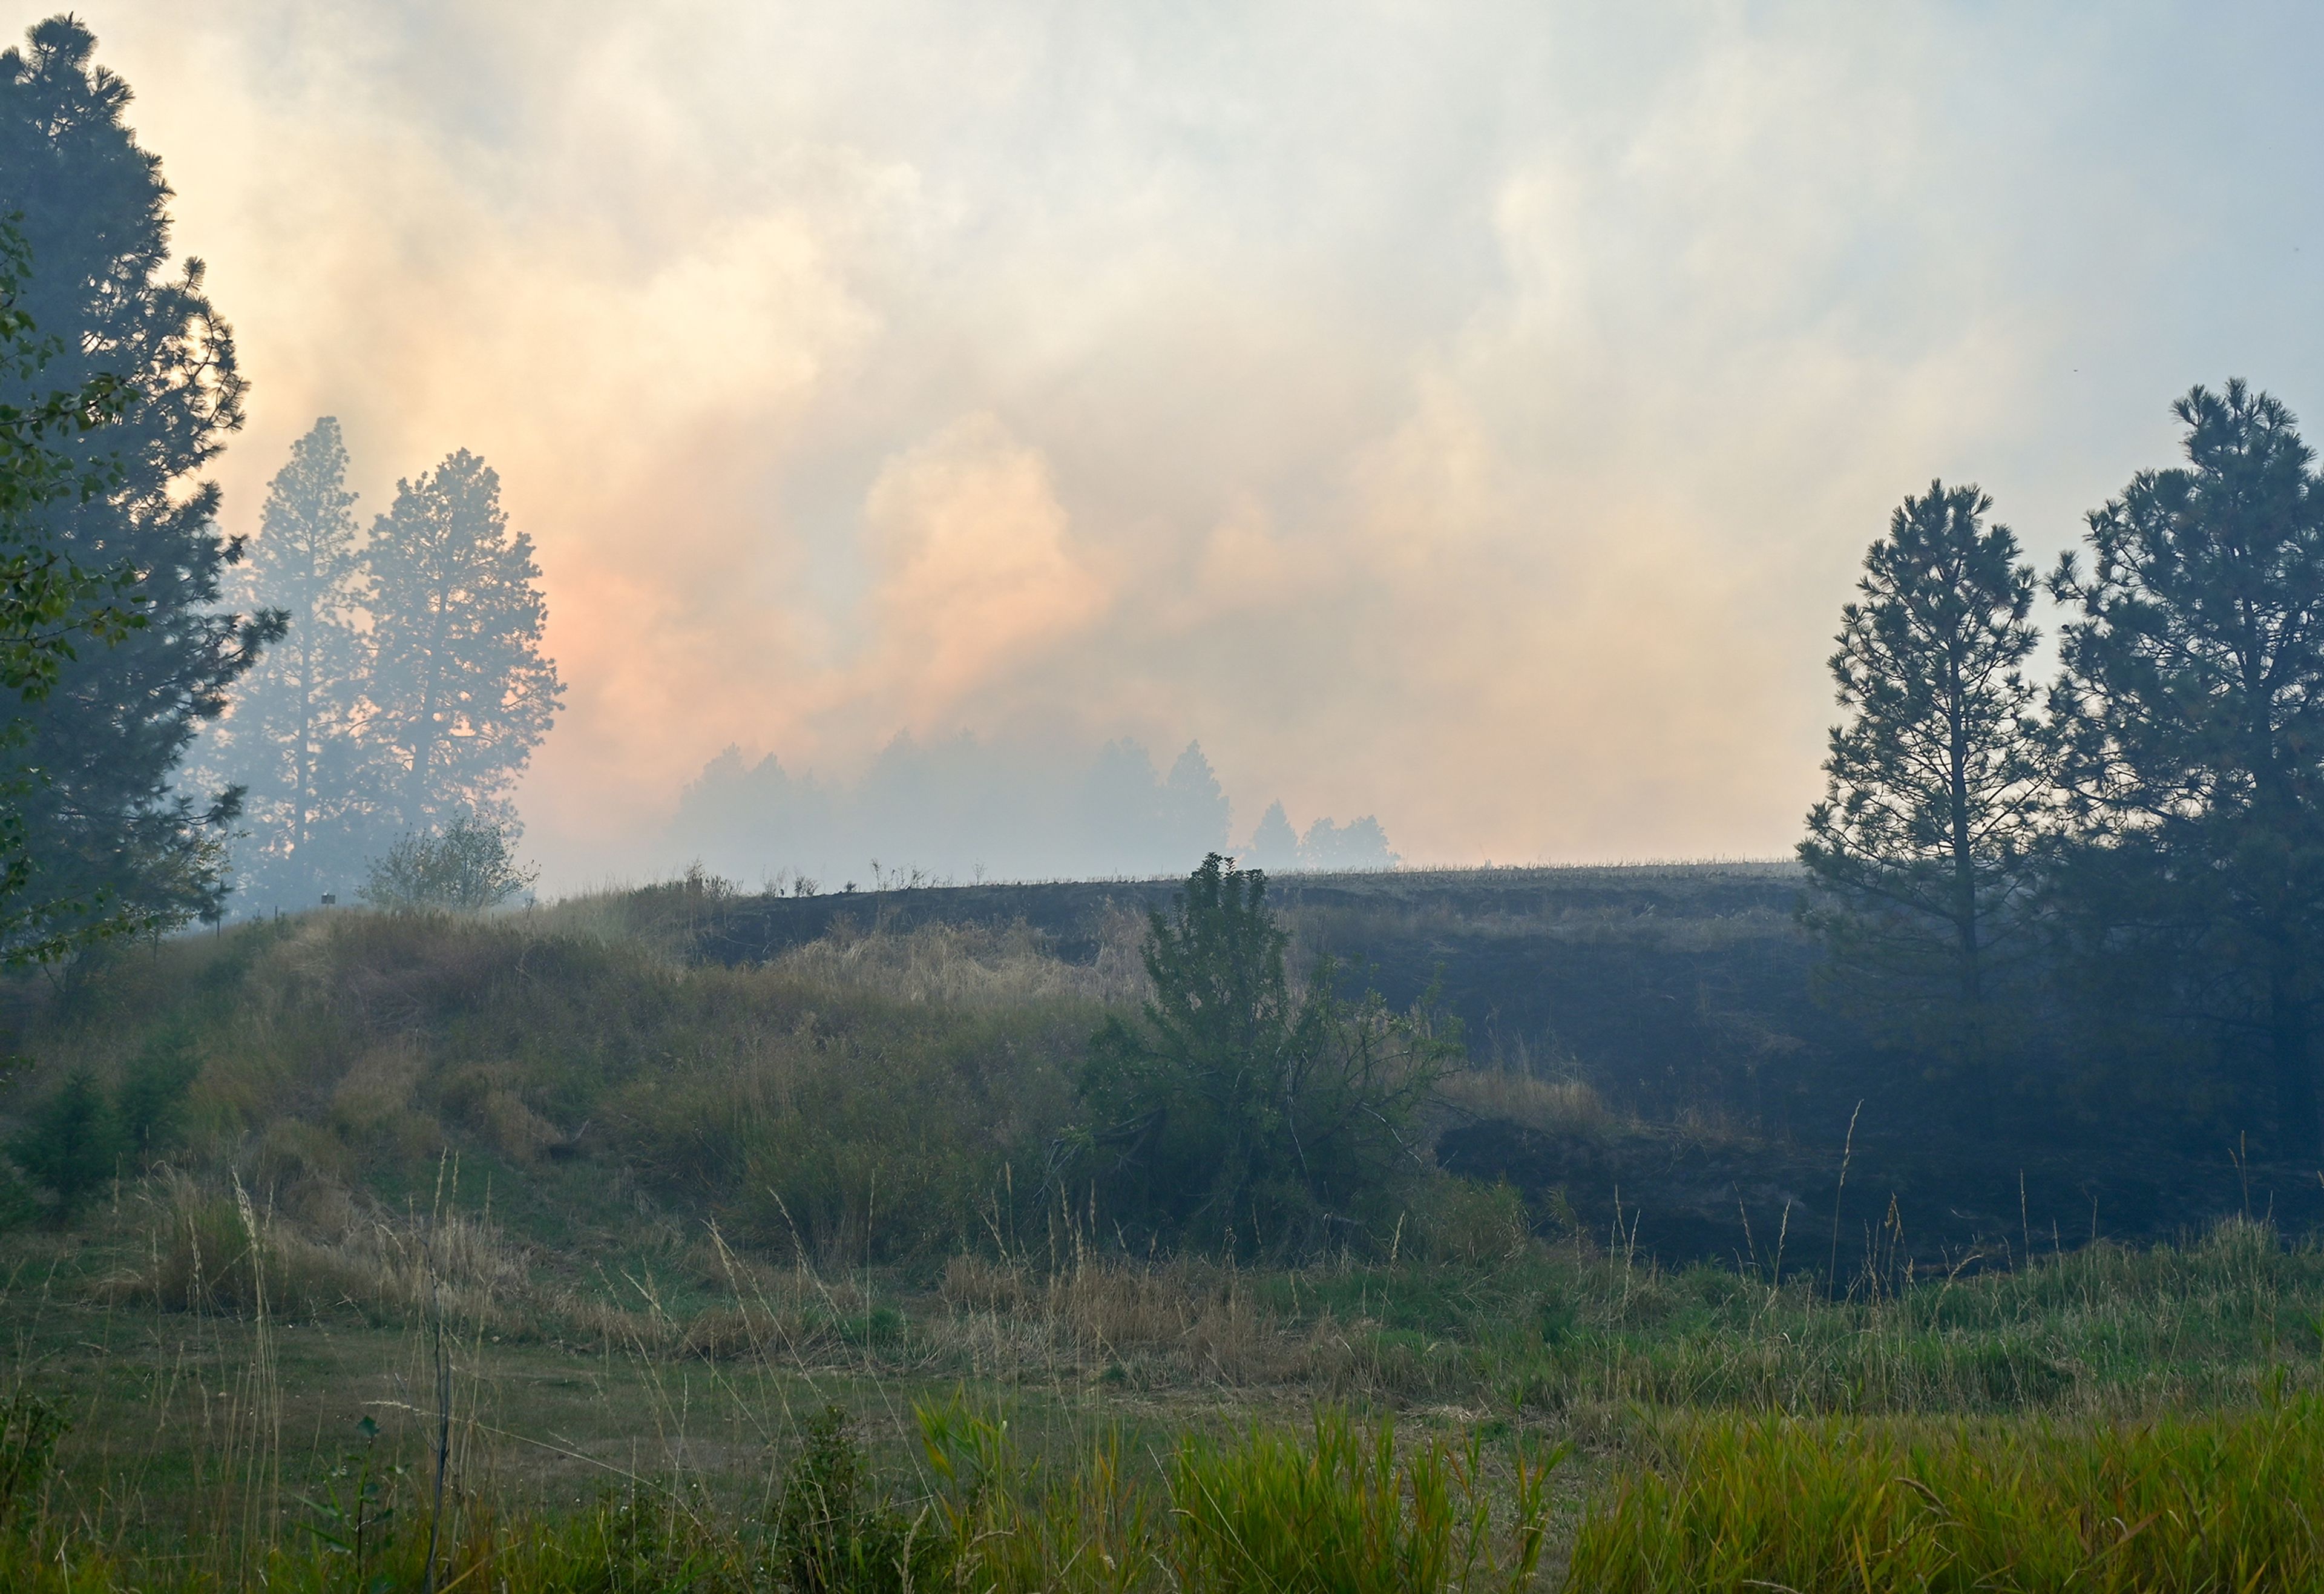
<box><xmin>73</xmin><ymin>2</ymin><xmax>2324</xmax><ymax>890</ymax></box>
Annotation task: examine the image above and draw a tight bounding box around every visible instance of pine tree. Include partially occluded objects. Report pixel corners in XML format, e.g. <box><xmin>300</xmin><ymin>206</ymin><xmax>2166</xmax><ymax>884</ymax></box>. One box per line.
<box><xmin>1075</xmin><ymin>739</ymin><xmax>1163</xmax><ymax>873</ymax></box>
<box><xmin>8</xmin><ymin>1069</ymin><xmax>119</xmax><ymax>1219</ymax></box>
<box><xmin>1299</xmin><ymin>815</ymin><xmax>1397</xmax><ymax>871</ymax></box>
<box><xmin>1800</xmin><ymin>481</ymin><xmax>2048</xmax><ymax>1088</ymax></box>
<box><xmin>0</xmin><ymin>18</ymin><xmax>277</xmax><ymax>941</ymax></box>
<box><xmin>1245</xmin><ymin>800</ymin><xmax>1299</xmax><ymax>871</ymax></box>
<box><xmin>0</xmin><ymin>219</ymin><xmax>140</xmax><ymax>703</ymax></box>
<box><xmin>0</xmin><ymin>216</ymin><xmax>147</xmax><ymax>963</ymax></box>
<box><xmin>1160</xmin><ymin>742</ymin><xmax>1230</xmax><ymax>863</ymax></box>
<box><xmin>362</xmin><ymin>449</ymin><xmax>561</xmax><ymax>835</ymax></box>
<box><xmin>2049</xmin><ymin>382</ymin><xmax>2324</xmax><ymax>1157</ymax></box>
<box><xmin>202</xmin><ymin>418</ymin><xmax>370</xmax><ymax>904</ymax></box>
<box><xmin>1076</xmin><ymin>854</ymin><xmax>1453</xmax><ymax>1254</ymax></box>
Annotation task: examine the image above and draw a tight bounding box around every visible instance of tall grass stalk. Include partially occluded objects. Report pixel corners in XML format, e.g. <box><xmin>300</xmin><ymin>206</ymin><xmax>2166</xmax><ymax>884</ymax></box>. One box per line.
<box><xmin>1569</xmin><ymin>1394</ymin><xmax>2324</xmax><ymax>1592</ymax></box>
<box><xmin>1170</xmin><ymin>1409</ymin><xmax>1555</xmax><ymax>1594</ymax></box>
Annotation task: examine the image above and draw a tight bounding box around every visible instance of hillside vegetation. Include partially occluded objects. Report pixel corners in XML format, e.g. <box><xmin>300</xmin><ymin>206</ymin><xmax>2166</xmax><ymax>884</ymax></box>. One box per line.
<box><xmin>2</xmin><ymin>871</ymin><xmax>2324</xmax><ymax>1588</ymax></box>
<box><xmin>5</xmin><ymin>880</ymin><xmax>1139</xmax><ymax>1267</ymax></box>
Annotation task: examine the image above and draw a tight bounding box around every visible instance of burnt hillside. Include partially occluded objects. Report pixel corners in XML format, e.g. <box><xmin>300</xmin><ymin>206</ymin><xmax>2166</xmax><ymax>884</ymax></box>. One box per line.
<box><xmin>691</xmin><ymin>861</ymin><xmax>2314</xmax><ymax>1265</ymax></box>
<box><xmin>703</xmin><ymin>861</ymin><xmax>1884</xmax><ymax>1144</ymax></box>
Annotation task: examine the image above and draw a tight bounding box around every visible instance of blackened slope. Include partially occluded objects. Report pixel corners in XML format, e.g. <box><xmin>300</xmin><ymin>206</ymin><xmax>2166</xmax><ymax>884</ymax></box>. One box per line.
<box><xmin>700</xmin><ymin>877</ymin><xmax>1183</xmax><ymax>964</ymax></box>
<box><xmin>1441</xmin><ymin>1118</ymin><xmax>2324</xmax><ymax>1273</ymax></box>
<box><xmin>699</xmin><ymin>863</ymin><xmax>1866</xmax><ymax>1136</ymax></box>
<box><xmin>1280</xmin><ymin>865</ymin><xmax>1840</xmax><ymax>1131</ymax></box>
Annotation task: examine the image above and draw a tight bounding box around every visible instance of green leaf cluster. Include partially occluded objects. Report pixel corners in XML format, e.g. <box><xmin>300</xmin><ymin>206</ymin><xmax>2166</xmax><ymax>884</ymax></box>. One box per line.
<box><xmin>359</xmin><ymin>812</ymin><xmax>539</xmax><ymax>914</ymax></box>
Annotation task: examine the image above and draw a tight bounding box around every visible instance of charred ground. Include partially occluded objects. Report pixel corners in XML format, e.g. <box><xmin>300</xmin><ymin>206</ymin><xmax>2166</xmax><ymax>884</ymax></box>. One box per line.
<box><xmin>691</xmin><ymin>860</ymin><xmax>2324</xmax><ymax>1271</ymax></box>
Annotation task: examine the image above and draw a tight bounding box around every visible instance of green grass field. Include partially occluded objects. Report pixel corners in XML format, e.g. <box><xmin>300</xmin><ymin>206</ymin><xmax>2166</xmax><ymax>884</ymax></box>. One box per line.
<box><xmin>4</xmin><ymin>892</ymin><xmax>2323</xmax><ymax>1589</ymax></box>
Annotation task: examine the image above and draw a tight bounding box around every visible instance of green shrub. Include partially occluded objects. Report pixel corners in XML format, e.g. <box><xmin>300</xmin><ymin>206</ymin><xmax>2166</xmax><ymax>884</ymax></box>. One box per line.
<box><xmin>361</xmin><ymin>814</ymin><xmax>536</xmax><ymax>912</ymax></box>
<box><xmin>114</xmin><ymin>1023</ymin><xmax>200</xmax><ymax>1158</ymax></box>
<box><xmin>7</xmin><ymin>1069</ymin><xmax>120</xmax><ymax>1218</ymax></box>
<box><xmin>4</xmin><ymin>1032</ymin><xmax>199</xmax><ymax>1224</ymax></box>
<box><xmin>1077</xmin><ymin>854</ymin><xmax>1458</xmax><ymax>1257</ymax></box>
<box><xmin>1405</xmin><ymin>1177</ymin><xmax>1533</xmax><ymax>1267</ymax></box>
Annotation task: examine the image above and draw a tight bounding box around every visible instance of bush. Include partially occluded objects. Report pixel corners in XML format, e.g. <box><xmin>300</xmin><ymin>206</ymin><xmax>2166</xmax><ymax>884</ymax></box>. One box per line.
<box><xmin>3</xmin><ymin>1031</ymin><xmax>199</xmax><ymax>1224</ymax></box>
<box><xmin>1406</xmin><ymin>1177</ymin><xmax>1534</xmax><ymax>1267</ymax></box>
<box><xmin>115</xmin><ymin>1024</ymin><xmax>200</xmax><ymax>1158</ymax></box>
<box><xmin>7</xmin><ymin>1069</ymin><xmax>120</xmax><ymax>1218</ymax></box>
<box><xmin>1075</xmin><ymin>854</ymin><xmax>1459</xmax><ymax>1256</ymax></box>
<box><xmin>362</xmin><ymin>814</ymin><xmax>536</xmax><ymax>912</ymax></box>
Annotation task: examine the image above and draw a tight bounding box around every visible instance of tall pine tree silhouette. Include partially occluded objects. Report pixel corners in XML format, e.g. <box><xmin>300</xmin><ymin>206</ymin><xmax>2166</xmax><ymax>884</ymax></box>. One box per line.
<box><xmin>1161</xmin><ymin>742</ymin><xmax>1232</xmax><ymax>865</ymax></box>
<box><xmin>2050</xmin><ymin>382</ymin><xmax>2324</xmax><ymax>1158</ymax></box>
<box><xmin>1800</xmin><ymin>481</ymin><xmax>2048</xmax><ymax>1099</ymax></box>
<box><xmin>0</xmin><ymin>16</ymin><xmax>277</xmax><ymax>938</ymax></box>
<box><xmin>1244</xmin><ymin>800</ymin><xmax>1299</xmax><ymax>872</ymax></box>
<box><xmin>202</xmin><ymin>418</ymin><xmax>372</xmax><ymax>903</ymax></box>
<box><xmin>363</xmin><ymin>450</ymin><xmax>562</xmax><ymax>836</ymax></box>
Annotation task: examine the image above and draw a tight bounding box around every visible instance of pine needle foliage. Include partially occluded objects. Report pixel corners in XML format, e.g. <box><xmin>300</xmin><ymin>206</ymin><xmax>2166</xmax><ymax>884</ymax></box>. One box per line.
<box><xmin>0</xmin><ymin>16</ymin><xmax>280</xmax><ymax>940</ymax></box>
<box><xmin>2049</xmin><ymin>380</ymin><xmax>2324</xmax><ymax>1158</ymax></box>
<box><xmin>1076</xmin><ymin>854</ymin><xmax>1457</xmax><ymax>1257</ymax></box>
<box><xmin>363</xmin><ymin>449</ymin><xmax>562</xmax><ymax>837</ymax></box>
<box><xmin>199</xmin><ymin>417</ymin><xmax>373</xmax><ymax>904</ymax></box>
<box><xmin>1800</xmin><ymin>480</ymin><xmax>2048</xmax><ymax>1093</ymax></box>
<box><xmin>0</xmin><ymin>217</ymin><xmax>149</xmax><ymax>966</ymax></box>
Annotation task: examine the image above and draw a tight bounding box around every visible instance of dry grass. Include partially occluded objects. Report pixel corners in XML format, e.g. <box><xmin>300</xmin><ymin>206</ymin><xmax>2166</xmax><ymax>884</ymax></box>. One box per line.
<box><xmin>4</xmin><ymin>901</ymin><xmax>1117</xmax><ymax>1266</ymax></box>
<box><xmin>1434</xmin><ymin>1068</ymin><xmax>1612</xmax><ymax>1138</ymax></box>
<box><xmin>12</xmin><ymin>1184</ymin><xmax>2324</xmax><ymax>1591</ymax></box>
<box><xmin>110</xmin><ymin>1170</ymin><xmax>662</xmax><ymax>1349</ymax></box>
<box><xmin>772</xmin><ymin>914</ymin><xmax>1151</xmax><ymax>1008</ymax></box>
<box><xmin>510</xmin><ymin>876</ymin><xmax>724</xmax><ymax>965</ymax></box>
<box><xmin>21</xmin><ymin>875</ymin><xmax>2324</xmax><ymax>1590</ymax></box>
<box><xmin>935</xmin><ymin>1252</ymin><xmax>1305</xmax><ymax>1385</ymax></box>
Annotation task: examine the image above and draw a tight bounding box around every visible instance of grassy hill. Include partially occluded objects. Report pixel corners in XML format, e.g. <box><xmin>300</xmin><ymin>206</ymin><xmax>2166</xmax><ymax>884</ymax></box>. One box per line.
<box><xmin>685</xmin><ymin>862</ymin><xmax>2322</xmax><ymax>1263</ymax></box>
<box><xmin>11</xmin><ymin>860</ymin><xmax>2309</xmax><ymax>1275</ymax></box>
<box><xmin>2</xmin><ymin>868</ymin><xmax>2322</xmax><ymax>1588</ymax></box>
<box><xmin>700</xmin><ymin>861</ymin><xmax>1825</xmax><ymax>1128</ymax></box>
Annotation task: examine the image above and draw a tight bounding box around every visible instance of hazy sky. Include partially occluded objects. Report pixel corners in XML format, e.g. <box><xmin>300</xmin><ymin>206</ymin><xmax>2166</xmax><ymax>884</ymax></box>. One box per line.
<box><xmin>68</xmin><ymin>2</ymin><xmax>2324</xmax><ymax>888</ymax></box>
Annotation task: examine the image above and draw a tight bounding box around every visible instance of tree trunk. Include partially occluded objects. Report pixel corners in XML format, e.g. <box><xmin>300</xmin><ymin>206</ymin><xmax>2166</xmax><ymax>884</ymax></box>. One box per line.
<box><xmin>408</xmin><ymin>582</ymin><xmax>447</xmax><ymax>829</ymax></box>
<box><xmin>292</xmin><ymin>607</ymin><xmax>313</xmax><ymax>895</ymax></box>
<box><xmin>1946</xmin><ymin>651</ymin><xmax>1991</xmax><ymax>1112</ymax></box>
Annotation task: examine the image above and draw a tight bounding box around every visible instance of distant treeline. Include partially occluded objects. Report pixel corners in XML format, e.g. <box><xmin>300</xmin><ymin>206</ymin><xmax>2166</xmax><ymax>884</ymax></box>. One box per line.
<box><xmin>668</xmin><ymin>734</ymin><xmax>1395</xmax><ymax>888</ymax></box>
